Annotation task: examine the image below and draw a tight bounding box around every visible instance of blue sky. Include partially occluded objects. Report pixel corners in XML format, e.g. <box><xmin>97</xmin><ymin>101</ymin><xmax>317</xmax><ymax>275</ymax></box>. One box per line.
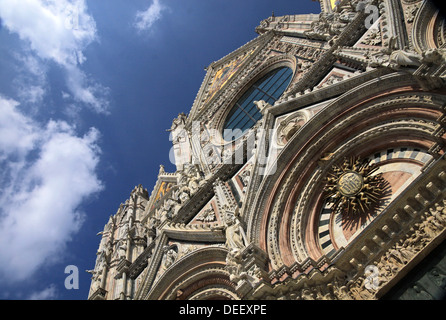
<box><xmin>0</xmin><ymin>0</ymin><xmax>320</xmax><ymax>300</ymax></box>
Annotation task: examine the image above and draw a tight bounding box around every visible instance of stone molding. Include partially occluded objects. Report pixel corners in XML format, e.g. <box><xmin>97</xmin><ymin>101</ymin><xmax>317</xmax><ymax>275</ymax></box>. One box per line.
<box><xmin>249</xmin><ymin>156</ymin><xmax>446</xmax><ymax>300</ymax></box>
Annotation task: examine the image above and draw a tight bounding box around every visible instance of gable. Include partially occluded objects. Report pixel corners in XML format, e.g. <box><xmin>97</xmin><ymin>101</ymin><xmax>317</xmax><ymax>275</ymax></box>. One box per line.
<box><xmin>203</xmin><ymin>48</ymin><xmax>256</xmax><ymax>109</ymax></box>
<box><xmin>187</xmin><ymin>34</ymin><xmax>271</xmax><ymax>123</ymax></box>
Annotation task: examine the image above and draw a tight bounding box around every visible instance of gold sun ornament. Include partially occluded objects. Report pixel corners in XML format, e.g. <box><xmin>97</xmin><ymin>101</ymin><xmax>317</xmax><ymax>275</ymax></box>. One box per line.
<box><xmin>323</xmin><ymin>157</ymin><xmax>388</xmax><ymax>216</ymax></box>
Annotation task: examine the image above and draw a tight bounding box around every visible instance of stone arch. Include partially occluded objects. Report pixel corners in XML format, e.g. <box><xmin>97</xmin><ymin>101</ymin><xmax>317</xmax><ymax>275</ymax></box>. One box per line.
<box><xmin>249</xmin><ymin>72</ymin><xmax>446</xmax><ymax>274</ymax></box>
<box><xmin>145</xmin><ymin>246</ymin><xmax>238</xmax><ymax>300</ymax></box>
<box><xmin>412</xmin><ymin>0</ymin><xmax>446</xmax><ymax>53</ymax></box>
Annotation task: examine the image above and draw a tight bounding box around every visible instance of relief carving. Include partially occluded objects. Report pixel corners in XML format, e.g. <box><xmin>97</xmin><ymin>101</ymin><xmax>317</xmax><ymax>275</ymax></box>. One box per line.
<box><xmin>276</xmin><ymin>112</ymin><xmax>309</xmax><ymax>146</ymax></box>
<box><xmin>348</xmin><ymin>199</ymin><xmax>446</xmax><ymax>299</ymax></box>
<box><xmin>196</xmin><ymin>207</ymin><xmax>216</xmax><ymax>223</ymax></box>
<box><xmin>162</xmin><ymin>245</ymin><xmax>178</xmax><ymax>270</ymax></box>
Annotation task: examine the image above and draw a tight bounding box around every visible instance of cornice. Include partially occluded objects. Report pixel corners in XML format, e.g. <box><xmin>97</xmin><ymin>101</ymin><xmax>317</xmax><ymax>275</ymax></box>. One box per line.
<box><xmin>269</xmin><ymin>68</ymin><xmax>392</xmax><ymax>117</ymax></box>
<box><xmin>163</xmin><ymin>221</ymin><xmax>225</xmax><ymax>243</ymax></box>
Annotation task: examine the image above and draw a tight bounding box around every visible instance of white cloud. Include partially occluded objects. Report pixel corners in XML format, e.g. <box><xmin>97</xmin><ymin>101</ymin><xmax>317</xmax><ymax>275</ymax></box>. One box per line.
<box><xmin>18</xmin><ymin>84</ymin><xmax>46</xmax><ymax>104</ymax></box>
<box><xmin>13</xmin><ymin>53</ymin><xmax>48</xmax><ymax>105</ymax></box>
<box><xmin>0</xmin><ymin>0</ymin><xmax>95</xmax><ymax>65</ymax></box>
<box><xmin>0</xmin><ymin>0</ymin><xmax>107</xmax><ymax>284</ymax></box>
<box><xmin>64</xmin><ymin>63</ymin><xmax>110</xmax><ymax>114</ymax></box>
<box><xmin>0</xmin><ymin>96</ymin><xmax>103</xmax><ymax>282</ymax></box>
<box><xmin>134</xmin><ymin>0</ymin><xmax>167</xmax><ymax>32</ymax></box>
<box><xmin>0</xmin><ymin>97</ymin><xmax>39</xmax><ymax>160</ymax></box>
<box><xmin>28</xmin><ymin>284</ymin><xmax>58</xmax><ymax>300</ymax></box>
<box><xmin>0</xmin><ymin>0</ymin><xmax>109</xmax><ymax>113</ymax></box>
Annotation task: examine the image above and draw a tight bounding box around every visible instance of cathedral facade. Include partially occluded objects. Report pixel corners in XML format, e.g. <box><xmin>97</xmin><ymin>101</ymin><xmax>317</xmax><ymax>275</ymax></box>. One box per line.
<box><xmin>88</xmin><ymin>0</ymin><xmax>446</xmax><ymax>300</ymax></box>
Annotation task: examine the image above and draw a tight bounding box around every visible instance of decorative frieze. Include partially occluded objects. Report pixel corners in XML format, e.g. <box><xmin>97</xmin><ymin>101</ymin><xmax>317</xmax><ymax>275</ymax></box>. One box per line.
<box><xmin>250</xmin><ymin>163</ymin><xmax>446</xmax><ymax>299</ymax></box>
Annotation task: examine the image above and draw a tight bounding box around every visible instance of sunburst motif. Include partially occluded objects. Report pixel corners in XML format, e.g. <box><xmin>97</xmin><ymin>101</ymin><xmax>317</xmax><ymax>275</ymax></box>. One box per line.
<box><xmin>324</xmin><ymin>157</ymin><xmax>386</xmax><ymax>216</ymax></box>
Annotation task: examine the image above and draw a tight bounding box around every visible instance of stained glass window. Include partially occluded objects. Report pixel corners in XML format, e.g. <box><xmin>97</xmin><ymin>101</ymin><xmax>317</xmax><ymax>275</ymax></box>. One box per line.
<box><xmin>223</xmin><ymin>67</ymin><xmax>293</xmax><ymax>141</ymax></box>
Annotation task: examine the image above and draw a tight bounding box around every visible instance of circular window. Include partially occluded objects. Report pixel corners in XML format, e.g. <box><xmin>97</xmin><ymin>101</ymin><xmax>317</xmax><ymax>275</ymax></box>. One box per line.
<box><xmin>222</xmin><ymin>66</ymin><xmax>293</xmax><ymax>141</ymax></box>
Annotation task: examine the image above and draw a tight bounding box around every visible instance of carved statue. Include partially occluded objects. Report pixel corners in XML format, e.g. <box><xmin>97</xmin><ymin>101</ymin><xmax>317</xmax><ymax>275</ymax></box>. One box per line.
<box><xmin>117</xmin><ymin>240</ymin><xmax>127</xmax><ymax>259</ymax></box>
<box><xmin>422</xmin><ymin>49</ymin><xmax>446</xmax><ymax>65</ymax></box>
<box><xmin>91</xmin><ymin>250</ymin><xmax>107</xmax><ymax>279</ymax></box>
<box><xmin>277</xmin><ymin>116</ymin><xmax>306</xmax><ymax>145</ymax></box>
<box><xmin>146</xmin><ymin>217</ymin><xmax>158</xmax><ymax>245</ymax></box>
<box><xmin>389</xmin><ymin>49</ymin><xmax>423</xmax><ymax>68</ymax></box>
<box><xmin>160</xmin><ymin>197</ymin><xmax>179</xmax><ymax>220</ymax></box>
<box><xmin>104</xmin><ymin>241</ymin><xmax>113</xmax><ymax>260</ymax></box>
<box><xmin>118</xmin><ymin>221</ymin><xmax>129</xmax><ymax>240</ymax></box>
<box><xmin>300</xmin><ymin>287</ymin><xmax>315</xmax><ymax>300</ymax></box>
<box><xmin>313</xmin><ymin>286</ymin><xmax>332</xmax><ymax>300</ymax></box>
<box><xmin>178</xmin><ymin>187</ymin><xmax>191</xmax><ymax>204</ymax></box>
<box><xmin>178</xmin><ymin>163</ymin><xmax>205</xmax><ymax>195</ymax></box>
<box><xmin>86</xmin><ymin>268</ymin><xmax>102</xmax><ymax>293</ymax></box>
<box><xmin>305</xmin><ymin>13</ymin><xmax>331</xmax><ymax>39</ymax></box>
<box><xmin>431</xmin><ymin>208</ymin><xmax>446</xmax><ymax>228</ymax></box>
<box><xmin>405</xmin><ymin>227</ymin><xmax>425</xmax><ymax>251</ymax></box>
<box><xmin>133</xmin><ymin>222</ymin><xmax>147</xmax><ymax>239</ymax></box>
<box><xmin>420</xmin><ymin>217</ymin><xmax>439</xmax><ymax>240</ymax></box>
<box><xmin>394</xmin><ymin>239</ymin><xmax>413</xmax><ymax>264</ymax></box>
<box><xmin>164</xmin><ymin>247</ymin><xmax>178</xmax><ymax>269</ymax></box>
<box><xmin>253</xmin><ymin>100</ymin><xmax>269</xmax><ymax>113</ymax></box>
<box><xmin>196</xmin><ymin>207</ymin><xmax>216</xmax><ymax>223</ymax></box>
<box><xmin>332</xmin><ymin>277</ymin><xmax>353</xmax><ymax>300</ymax></box>
<box><xmin>168</xmin><ymin>113</ymin><xmax>187</xmax><ymax>132</ymax></box>
<box><xmin>223</xmin><ymin>210</ymin><xmax>248</xmax><ymax>257</ymax></box>
<box><xmin>349</xmin><ymin>278</ymin><xmax>374</xmax><ymax>300</ymax></box>
<box><xmin>366</xmin><ymin>35</ymin><xmax>429</xmax><ymax>70</ymax></box>
<box><xmin>239</xmin><ymin>165</ymin><xmax>252</xmax><ymax>193</ymax></box>
<box><xmin>388</xmin><ymin>247</ymin><xmax>406</xmax><ymax>266</ymax></box>
<box><xmin>211</xmin><ymin>206</ymin><xmax>250</xmax><ymax>284</ymax></box>
<box><xmin>225</xmin><ymin>252</ymin><xmax>244</xmax><ymax>283</ymax></box>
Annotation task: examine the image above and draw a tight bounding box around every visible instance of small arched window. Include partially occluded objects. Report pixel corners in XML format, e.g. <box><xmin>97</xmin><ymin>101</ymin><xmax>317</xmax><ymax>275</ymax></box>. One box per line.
<box><xmin>223</xmin><ymin>66</ymin><xmax>293</xmax><ymax>141</ymax></box>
